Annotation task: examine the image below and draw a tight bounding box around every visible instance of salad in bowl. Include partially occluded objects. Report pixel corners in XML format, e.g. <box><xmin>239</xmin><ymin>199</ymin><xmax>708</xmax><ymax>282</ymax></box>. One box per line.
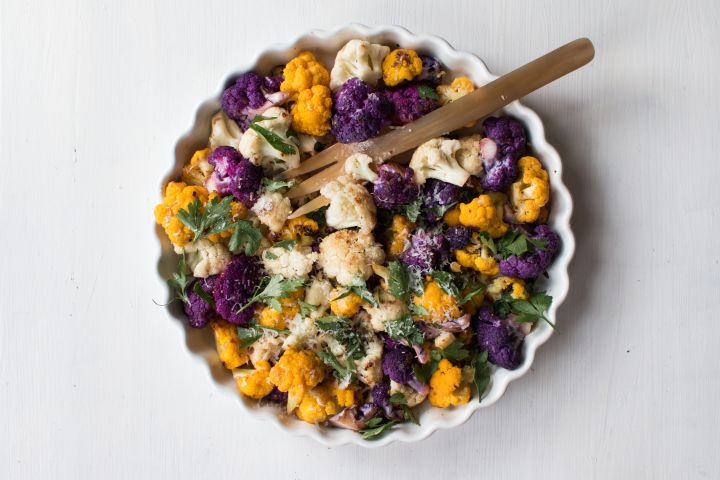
<box><xmin>155</xmin><ymin>24</ymin><xmax>572</xmax><ymax>445</ymax></box>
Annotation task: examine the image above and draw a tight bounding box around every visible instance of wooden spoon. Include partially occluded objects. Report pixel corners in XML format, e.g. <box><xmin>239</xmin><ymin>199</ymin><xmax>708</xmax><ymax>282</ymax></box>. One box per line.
<box><xmin>286</xmin><ymin>37</ymin><xmax>594</xmax><ymax>218</ymax></box>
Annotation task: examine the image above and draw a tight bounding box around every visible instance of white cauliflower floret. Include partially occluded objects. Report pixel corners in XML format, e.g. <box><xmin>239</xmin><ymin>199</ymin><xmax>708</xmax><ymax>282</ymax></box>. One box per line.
<box><xmin>390</xmin><ymin>381</ymin><xmax>427</xmax><ymax>407</ymax></box>
<box><xmin>409</xmin><ymin>137</ymin><xmax>471</xmax><ymax>186</ymax></box>
<box><xmin>320</xmin><ymin>176</ymin><xmax>377</xmax><ymax>232</ymax></box>
<box><xmin>455</xmin><ymin>134</ymin><xmax>484</xmax><ymax>176</ymax></box>
<box><xmin>283</xmin><ymin>314</ymin><xmax>319</xmax><ymax>350</ymax></box>
<box><xmin>239</xmin><ymin>107</ymin><xmax>300</xmax><ymax>174</ymax></box>
<box><xmin>344</xmin><ymin>153</ymin><xmax>378</xmax><ymax>182</ymax></box>
<box><xmin>251</xmin><ymin>192</ymin><xmax>291</xmax><ymax>233</ymax></box>
<box><xmin>297</xmin><ymin>133</ymin><xmax>319</xmax><ymax>155</ymax></box>
<box><xmin>209</xmin><ymin>111</ymin><xmax>243</xmax><ymax>150</ymax></box>
<box><xmin>173</xmin><ymin>239</ymin><xmax>231</xmax><ymax>278</ymax></box>
<box><xmin>248</xmin><ymin>332</ymin><xmax>284</xmax><ymax>366</ymax></box>
<box><xmin>434</xmin><ymin>331</ymin><xmax>456</xmax><ymax>350</ymax></box>
<box><xmin>329</xmin><ymin>39</ymin><xmax>391</xmax><ymax>90</ymax></box>
<box><xmin>364</xmin><ymin>294</ymin><xmax>408</xmax><ymax>332</ymax></box>
<box><xmin>262</xmin><ymin>245</ymin><xmax>318</xmax><ymax>279</ymax></box>
<box><xmin>304</xmin><ymin>276</ymin><xmax>333</xmax><ymax>315</ymax></box>
<box><xmin>355</xmin><ymin>334</ymin><xmax>383</xmax><ymax>386</ymax></box>
<box><xmin>318</xmin><ymin>230</ymin><xmax>385</xmax><ymax>286</ymax></box>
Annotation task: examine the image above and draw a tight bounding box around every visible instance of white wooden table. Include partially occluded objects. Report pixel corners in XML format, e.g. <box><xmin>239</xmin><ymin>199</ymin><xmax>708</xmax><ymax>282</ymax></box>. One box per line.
<box><xmin>2</xmin><ymin>0</ymin><xmax>718</xmax><ymax>478</ymax></box>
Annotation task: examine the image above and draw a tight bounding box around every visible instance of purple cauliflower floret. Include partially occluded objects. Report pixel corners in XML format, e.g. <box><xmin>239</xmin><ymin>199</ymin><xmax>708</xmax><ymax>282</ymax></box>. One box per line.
<box><xmin>212</xmin><ymin>255</ymin><xmax>263</xmax><ymax>325</ymax></box>
<box><xmin>266</xmin><ymin>387</ymin><xmax>288</xmax><ymax>404</ymax></box>
<box><xmin>205</xmin><ymin>146</ymin><xmax>263</xmax><ymax>208</ymax></box>
<box><xmin>371</xmin><ymin>163</ymin><xmax>420</xmax><ymax>209</ymax></box>
<box><xmin>399</xmin><ymin>229</ymin><xmax>447</xmax><ymax>273</ymax></box>
<box><xmin>475</xmin><ymin>307</ymin><xmax>523</xmax><ymax>369</ymax></box>
<box><xmin>331</xmin><ymin>78</ymin><xmax>392</xmax><ymax>143</ymax></box>
<box><xmin>421</xmin><ymin>179</ymin><xmax>460</xmax><ymax>222</ymax></box>
<box><xmin>479</xmin><ymin>116</ymin><xmax>527</xmax><ymax>191</ymax></box>
<box><xmin>385</xmin><ymin>83</ymin><xmax>439</xmax><ymax>125</ymax></box>
<box><xmin>499</xmin><ymin>224</ymin><xmax>560</xmax><ymax>279</ymax></box>
<box><xmin>382</xmin><ymin>344</ymin><xmax>427</xmax><ymax>393</ymax></box>
<box><xmin>446</xmin><ymin>226</ymin><xmax>473</xmax><ymax>250</ymax></box>
<box><xmin>416</xmin><ymin>55</ymin><xmax>445</xmax><ymax>85</ymax></box>
<box><xmin>183</xmin><ymin>276</ymin><xmax>217</xmax><ymax>328</ymax></box>
<box><xmin>371</xmin><ymin>382</ymin><xmax>404</xmax><ymax>421</ymax></box>
<box><xmin>221</xmin><ymin>72</ymin><xmax>288</xmax><ymax>130</ymax></box>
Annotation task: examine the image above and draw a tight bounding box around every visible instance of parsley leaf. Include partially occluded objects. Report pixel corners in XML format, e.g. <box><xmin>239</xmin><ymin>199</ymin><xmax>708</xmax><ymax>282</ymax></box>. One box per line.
<box><xmin>472</xmin><ymin>350</ymin><xmax>491</xmax><ymax>402</ymax></box>
<box><xmin>417</xmin><ymin>84</ymin><xmax>440</xmax><ymax>101</ymax></box>
<box><xmin>388</xmin><ymin>261</ymin><xmax>410</xmax><ymax>302</ymax></box>
<box><xmin>298</xmin><ymin>300</ymin><xmax>318</xmax><ymax>317</ymax></box>
<box><xmin>228</xmin><ymin>219</ymin><xmax>262</xmax><ymax>255</ymax></box>
<box><xmin>264</xmin><ymin>251</ymin><xmax>278</xmax><ymax>260</ymax></box>
<box><xmin>177</xmin><ymin>196</ymin><xmax>234</xmax><ymax>242</ymax></box>
<box><xmin>305</xmin><ymin>206</ymin><xmax>328</xmax><ymax>228</ymax></box>
<box><xmin>262</xmin><ymin>177</ymin><xmax>297</xmax><ymax>192</ymax></box>
<box><xmin>510</xmin><ymin>292</ymin><xmax>554</xmax><ymax>328</ymax></box>
<box><xmin>359</xmin><ymin>418</ymin><xmax>397</xmax><ymax>440</ymax></box>
<box><xmin>389</xmin><ymin>393</ymin><xmax>419</xmax><ymax>425</ymax></box>
<box><xmin>492</xmin><ymin>292</ymin><xmax>514</xmax><ymax>319</ymax></box>
<box><xmin>457</xmin><ymin>283</ymin><xmax>486</xmax><ymax>306</ymax></box>
<box><xmin>413</xmin><ymin>360</ymin><xmax>439</xmax><ymax>385</ymax></box>
<box><xmin>478</xmin><ymin>232</ymin><xmax>497</xmax><ymax>255</ymax></box>
<box><xmin>384</xmin><ymin>314</ymin><xmax>424</xmax><ymax>346</ymax></box>
<box><xmin>317</xmin><ymin>349</ymin><xmax>354</xmax><ymax>384</ymax></box>
<box><xmin>409</xmin><ymin>303</ymin><xmax>429</xmax><ymax>316</ymax></box>
<box><xmin>166</xmin><ymin>254</ymin><xmax>191</xmax><ymax>304</ymax></box>
<box><xmin>407</xmin><ymin>266</ymin><xmax>425</xmax><ymax>297</ymax></box>
<box><xmin>193</xmin><ymin>282</ymin><xmax>215</xmax><ymax>308</ymax></box>
<box><xmin>429</xmin><ymin>270</ymin><xmax>460</xmax><ymax>297</ymax></box>
<box><xmin>438</xmin><ymin>341</ymin><xmax>470</xmax><ymax>361</ymax></box>
<box><xmin>273</xmin><ymin>239</ymin><xmax>296</xmax><ymax>250</ymax></box>
<box><xmin>248</xmin><ymin>116</ymin><xmax>297</xmax><ymax>155</ymax></box>
<box><xmin>340</xmin><ymin>276</ymin><xmax>379</xmax><ymax>307</ymax></box>
<box><xmin>316</xmin><ymin>316</ymin><xmax>366</xmax><ymax>360</ymax></box>
<box><xmin>237</xmin><ymin>275</ymin><xmax>305</xmax><ymax>313</ymax></box>
<box><xmin>497</xmin><ymin>230</ymin><xmax>549</xmax><ymax>259</ymax></box>
<box><xmin>236</xmin><ymin>321</ymin><xmax>290</xmax><ymax>348</ymax></box>
<box><xmin>401</xmin><ymin>197</ymin><xmax>422</xmax><ymax>222</ymax></box>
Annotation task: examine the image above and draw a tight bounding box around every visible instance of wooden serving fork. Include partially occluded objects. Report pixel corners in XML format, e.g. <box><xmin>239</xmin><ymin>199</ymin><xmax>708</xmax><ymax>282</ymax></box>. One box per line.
<box><xmin>285</xmin><ymin>38</ymin><xmax>594</xmax><ymax>219</ymax></box>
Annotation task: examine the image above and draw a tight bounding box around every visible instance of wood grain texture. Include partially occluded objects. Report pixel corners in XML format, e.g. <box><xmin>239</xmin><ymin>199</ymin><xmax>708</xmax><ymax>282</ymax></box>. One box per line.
<box><xmin>1</xmin><ymin>0</ymin><xmax>719</xmax><ymax>479</ymax></box>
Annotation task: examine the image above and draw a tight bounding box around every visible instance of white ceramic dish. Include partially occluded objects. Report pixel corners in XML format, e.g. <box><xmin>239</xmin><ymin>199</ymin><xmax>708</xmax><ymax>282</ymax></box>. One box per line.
<box><xmin>157</xmin><ymin>23</ymin><xmax>575</xmax><ymax>448</ymax></box>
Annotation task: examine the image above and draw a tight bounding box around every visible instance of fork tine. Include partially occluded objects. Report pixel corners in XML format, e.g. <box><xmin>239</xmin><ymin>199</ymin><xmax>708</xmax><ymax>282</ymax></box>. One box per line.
<box><xmin>287</xmin><ymin>195</ymin><xmax>330</xmax><ymax>219</ymax></box>
<box><xmin>278</xmin><ymin>143</ymin><xmax>353</xmax><ymax>179</ymax></box>
<box><xmin>286</xmin><ymin>161</ymin><xmax>344</xmax><ymax>199</ymax></box>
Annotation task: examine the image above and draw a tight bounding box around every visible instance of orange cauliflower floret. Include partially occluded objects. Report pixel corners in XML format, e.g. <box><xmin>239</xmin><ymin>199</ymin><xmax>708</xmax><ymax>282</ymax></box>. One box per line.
<box><xmin>333</xmin><ymin>383</ymin><xmax>356</xmax><ymax>407</ymax></box>
<box><xmin>437</xmin><ymin>76</ymin><xmax>475</xmax><ymax>106</ymax></box>
<box><xmin>428</xmin><ymin>358</ymin><xmax>471</xmax><ymax>408</ymax></box>
<box><xmin>387</xmin><ymin>214</ymin><xmax>414</xmax><ymax>258</ymax></box>
<box><xmin>291</xmin><ymin>85</ymin><xmax>332</xmax><ymax>136</ymax></box>
<box><xmin>458</xmin><ymin>194</ymin><xmax>508</xmax><ymax>238</ymax></box>
<box><xmin>486</xmin><ymin>276</ymin><xmax>527</xmax><ymax>301</ymax></box>
<box><xmin>443</xmin><ymin>206</ymin><xmax>461</xmax><ymax>226</ymax></box>
<box><xmin>455</xmin><ymin>248</ymin><xmax>499</xmax><ymax>276</ymax></box>
<box><xmin>210</xmin><ymin>319</ymin><xmax>249</xmax><ymax>370</ymax></box>
<box><xmin>154</xmin><ymin>182</ymin><xmax>209</xmax><ymax>247</ymax></box>
<box><xmin>510</xmin><ymin>156</ymin><xmax>550</xmax><ymax>223</ymax></box>
<box><xmin>295</xmin><ymin>382</ymin><xmax>340</xmax><ymax>424</ymax></box>
<box><xmin>181</xmin><ymin>148</ymin><xmax>213</xmax><ymax>186</ymax></box>
<box><xmin>257</xmin><ymin>294</ymin><xmax>301</xmax><ymax>330</ymax></box>
<box><xmin>235</xmin><ymin>360</ymin><xmax>273</xmax><ymax>400</ymax></box>
<box><xmin>413</xmin><ymin>280</ymin><xmax>462</xmax><ymax>323</ymax></box>
<box><xmin>280</xmin><ymin>215</ymin><xmax>319</xmax><ymax>246</ymax></box>
<box><xmin>382</xmin><ymin>49</ymin><xmax>423</xmax><ymax>86</ymax></box>
<box><xmin>330</xmin><ymin>289</ymin><xmax>364</xmax><ymax>317</ymax></box>
<box><xmin>269</xmin><ymin>348</ymin><xmax>326</xmax><ymax>413</ymax></box>
<box><xmin>280</xmin><ymin>51</ymin><xmax>330</xmax><ymax>99</ymax></box>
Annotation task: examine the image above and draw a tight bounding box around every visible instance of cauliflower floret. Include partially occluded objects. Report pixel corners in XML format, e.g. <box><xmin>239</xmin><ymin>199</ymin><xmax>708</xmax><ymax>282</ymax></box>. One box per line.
<box><xmin>434</xmin><ymin>331</ymin><xmax>456</xmax><ymax>350</ymax></box>
<box><xmin>390</xmin><ymin>380</ymin><xmax>427</xmax><ymax>407</ymax></box>
<box><xmin>283</xmin><ymin>314</ymin><xmax>319</xmax><ymax>350</ymax></box>
<box><xmin>329</xmin><ymin>289</ymin><xmax>364</xmax><ymax>317</ymax></box>
<box><xmin>455</xmin><ymin>246</ymin><xmax>499</xmax><ymax>276</ymax></box>
<box><xmin>330</xmin><ymin>39</ymin><xmax>391</xmax><ymax>90</ymax></box>
<box><xmin>436</xmin><ymin>76</ymin><xmax>475</xmax><ymax>106</ymax></box>
<box><xmin>209</xmin><ymin>111</ymin><xmax>243</xmax><ymax>150</ymax></box>
<box><xmin>455</xmin><ymin>134</ymin><xmax>484</xmax><ymax>176</ymax></box>
<box><xmin>154</xmin><ymin>181</ymin><xmax>210</xmax><ymax>248</ymax></box>
<box><xmin>304</xmin><ymin>276</ymin><xmax>333</xmax><ymax>315</ymax></box>
<box><xmin>262</xmin><ymin>244</ymin><xmax>317</xmax><ymax>279</ymax></box>
<box><xmin>280</xmin><ymin>51</ymin><xmax>330</xmax><ymax>99</ymax></box>
<box><xmin>290</xmin><ymin>84</ymin><xmax>332</xmax><ymax>136</ymax></box>
<box><xmin>510</xmin><ymin>156</ymin><xmax>550</xmax><ymax>223</ymax></box>
<box><xmin>210</xmin><ymin>319</ymin><xmax>249</xmax><ymax>370</ymax></box>
<box><xmin>413</xmin><ymin>280</ymin><xmax>462</xmax><ymax>323</ymax></box>
<box><xmin>409</xmin><ymin>137</ymin><xmax>471</xmax><ymax>186</ymax></box>
<box><xmin>257</xmin><ymin>290</ymin><xmax>302</xmax><ymax>330</ymax></box>
<box><xmin>320</xmin><ymin>176</ymin><xmax>377</xmax><ymax>232</ymax></box>
<box><xmin>428</xmin><ymin>358</ymin><xmax>471</xmax><ymax>408</ymax></box>
<box><xmin>251</xmin><ymin>191</ymin><xmax>291</xmax><ymax>233</ymax></box>
<box><xmin>239</xmin><ymin>107</ymin><xmax>300</xmax><ymax>174</ymax></box>
<box><xmin>280</xmin><ymin>216</ymin><xmax>319</xmax><ymax>246</ymax></box>
<box><xmin>364</xmin><ymin>293</ymin><xmax>408</xmax><ymax>332</ymax></box>
<box><xmin>386</xmin><ymin>214</ymin><xmax>414</xmax><ymax>258</ymax></box>
<box><xmin>458</xmin><ymin>193</ymin><xmax>509</xmax><ymax>238</ymax></box>
<box><xmin>181</xmin><ymin>148</ymin><xmax>214</xmax><ymax>186</ymax></box>
<box><xmin>344</xmin><ymin>153</ymin><xmax>378</xmax><ymax>182</ymax></box>
<box><xmin>173</xmin><ymin>238</ymin><xmax>231</xmax><ymax>278</ymax></box>
<box><xmin>486</xmin><ymin>276</ymin><xmax>527</xmax><ymax>301</ymax></box>
<box><xmin>295</xmin><ymin>382</ymin><xmax>340</xmax><ymax>424</ymax></box>
<box><xmin>233</xmin><ymin>360</ymin><xmax>273</xmax><ymax>399</ymax></box>
<box><xmin>317</xmin><ymin>230</ymin><xmax>385</xmax><ymax>286</ymax></box>
<box><xmin>382</xmin><ymin>48</ymin><xmax>423</xmax><ymax>87</ymax></box>
<box><xmin>354</xmin><ymin>334</ymin><xmax>383</xmax><ymax>387</ymax></box>
<box><xmin>269</xmin><ymin>348</ymin><xmax>326</xmax><ymax>412</ymax></box>
<box><xmin>248</xmin><ymin>332</ymin><xmax>284</xmax><ymax>366</ymax></box>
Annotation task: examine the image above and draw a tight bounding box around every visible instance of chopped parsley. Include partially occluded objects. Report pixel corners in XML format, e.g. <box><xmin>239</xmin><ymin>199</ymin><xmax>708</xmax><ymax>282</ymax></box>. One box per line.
<box><xmin>237</xmin><ymin>275</ymin><xmax>305</xmax><ymax>313</ymax></box>
<box><xmin>384</xmin><ymin>314</ymin><xmax>424</xmax><ymax>346</ymax></box>
<box><xmin>472</xmin><ymin>351</ymin><xmax>491</xmax><ymax>402</ymax></box>
<box><xmin>176</xmin><ymin>196</ymin><xmax>234</xmax><ymax>242</ymax></box>
<box><xmin>387</xmin><ymin>261</ymin><xmax>410</xmax><ymax>302</ymax></box>
<box><xmin>166</xmin><ymin>254</ymin><xmax>191</xmax><ymax>304</ymax></box>
<box><xmin>248</xmin><ymin>115</ymin><xmax>297</xmax><ymax>155</ymax></box>
<box><xmin>228</xmin><ymin>219</ymin><xmax>262</xmax><ymax>255</ymax></box>
<box><xmin>417</xmin><ymin>84</ymin><xmax>440</xmax><ymax>101</ymax></box>
<box><xmin>360</xmin><ymin>418</ymin><xmax>397</xmax><ymax>440</ymax></box>
<box><xmin>262</xmin><ymin>177</ymin><xmax>297</xmax><ymax>192</ymax></box>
